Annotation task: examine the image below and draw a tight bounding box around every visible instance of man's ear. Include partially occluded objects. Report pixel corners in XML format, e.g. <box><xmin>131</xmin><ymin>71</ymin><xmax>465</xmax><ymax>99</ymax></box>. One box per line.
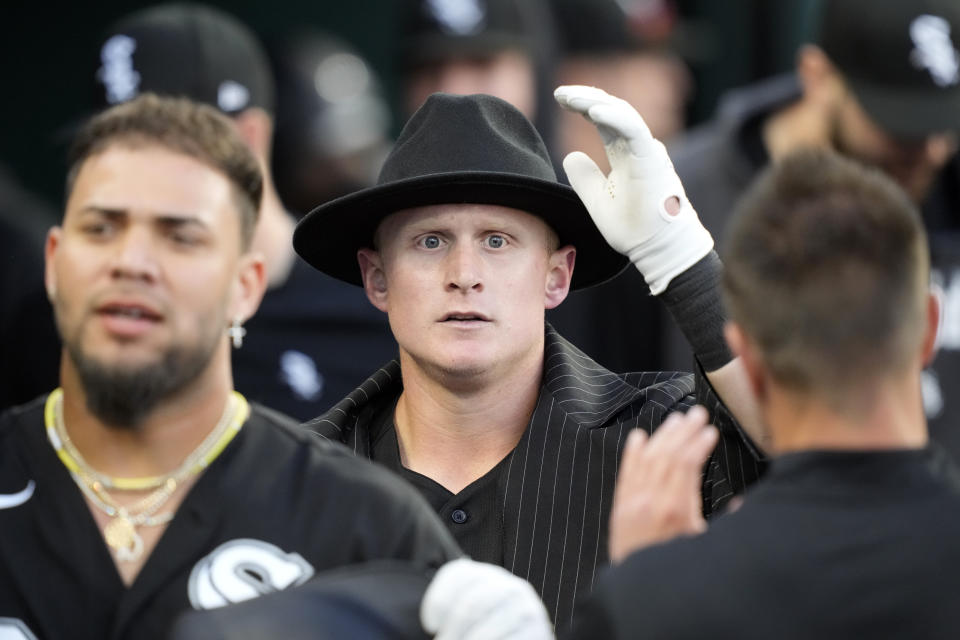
<box><xmin>545</xmin><ymin>245</ymin><xmax>576</xmax><ymax>309</ymax></box>
<box><xmin>724</xmin><ymin>322</ymin><xmax>766</xmax><ymax>401</ymax></box>
<box><xmin>922</xmin><ymin>289</ymin><xmax>942</xmax><ymax>368</ymax></box>
<box><xmin>44</xmin><ymin>226</ymin><xmax>62</xmax><ymax>302</ymax></box>
<box><xmin>229</xmin><ymin>251</ymin><xmax>267</xmax><ymax>325</ymax></box>
<box><xmin>358</xmin><ymin>248</ymin><xmax>389</xmax><ymax>312</ymax></box>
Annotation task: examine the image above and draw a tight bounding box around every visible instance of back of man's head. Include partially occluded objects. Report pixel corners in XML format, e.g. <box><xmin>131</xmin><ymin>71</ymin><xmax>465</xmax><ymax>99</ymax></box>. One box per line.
<box><xmin>67</xmin><ymin>93</ymin><xmax>263</xmax><ymax>249</ymax></box>
<box><xmin>722</xmin><ymin>150</ymin><xmax>929</xmax><ymax>405</ymax></box>
<box><xmin>94</xmin><ymin>3</ymin><xmax>275</xmax><ymax>117</ymax></box>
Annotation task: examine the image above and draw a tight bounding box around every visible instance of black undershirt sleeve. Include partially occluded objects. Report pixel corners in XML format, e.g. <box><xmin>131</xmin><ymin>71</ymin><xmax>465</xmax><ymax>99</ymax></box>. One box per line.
<box><xmin>657</xmin><ymin>250</ymin><xmax>733</xmax><ymax>372</ymax></box>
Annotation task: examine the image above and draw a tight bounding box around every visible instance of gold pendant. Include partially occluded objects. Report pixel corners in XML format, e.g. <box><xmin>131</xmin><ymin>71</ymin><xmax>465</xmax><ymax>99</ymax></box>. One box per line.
<box><xmin>104</xmin><ymin>516</ymin><xmax>143</xmax><ymax>562</ymax></box>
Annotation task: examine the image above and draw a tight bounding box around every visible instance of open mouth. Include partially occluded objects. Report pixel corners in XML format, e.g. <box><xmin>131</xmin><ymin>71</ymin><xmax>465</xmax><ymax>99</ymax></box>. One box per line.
<box><xmin>441</xmin><ymin>312</ymin><xmax>491</xmax><ymax>323</ymax></box>
<box><xmin>96</xmin><ymin>302</ymin><xmax>164</xmax><ymax>324</ymax></box>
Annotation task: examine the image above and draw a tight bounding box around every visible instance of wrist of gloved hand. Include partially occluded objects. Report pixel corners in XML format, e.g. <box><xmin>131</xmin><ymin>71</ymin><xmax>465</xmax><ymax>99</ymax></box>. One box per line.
<box><xmin>626</xmin><ymin>201</ymin><xmax>714</xmax><ymax>295</ymax></box>
<box><xmin>658</xmin><ymin>250</ymin><xmax>732</xmax><ymax>371</ymax></box>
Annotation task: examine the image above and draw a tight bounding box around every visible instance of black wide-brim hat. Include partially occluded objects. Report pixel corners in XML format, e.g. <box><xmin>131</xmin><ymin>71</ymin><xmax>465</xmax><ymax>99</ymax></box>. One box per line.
<box><xmin>293</xmin><ymin>92</ymin><xmax>628</xmax><ymax>289</ymax></box>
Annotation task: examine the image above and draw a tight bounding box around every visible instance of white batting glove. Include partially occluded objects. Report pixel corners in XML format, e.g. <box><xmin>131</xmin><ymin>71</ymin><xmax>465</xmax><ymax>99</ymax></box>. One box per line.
<box><xmin>420</xmin><ymin>558</ymin><xmax>554</xmax><ymax>640</ymax></box>
<box><xmin>554</xmin><ymin>84</ymin><xmax>713</xmax><ymax>295</ymax></box>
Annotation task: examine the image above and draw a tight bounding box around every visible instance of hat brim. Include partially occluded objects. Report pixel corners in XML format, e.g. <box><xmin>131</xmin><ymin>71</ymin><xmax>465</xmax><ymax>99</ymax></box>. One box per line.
<box><xmin>293</xmin><ymin>171</ymin><xmax>629</xmax><ymax>290</ymax></box>
<box><xmin>848</xmin><ymin>77</ymin><xmax>960</xmax><ymax>139</ymax></box>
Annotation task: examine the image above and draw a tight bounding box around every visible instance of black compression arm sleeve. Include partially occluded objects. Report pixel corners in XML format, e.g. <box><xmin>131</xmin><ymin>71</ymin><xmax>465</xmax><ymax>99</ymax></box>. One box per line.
<box><xmin>657</xmin><ymin>250</ymin><xmax>733</xmax><ymax>371</ymax></box>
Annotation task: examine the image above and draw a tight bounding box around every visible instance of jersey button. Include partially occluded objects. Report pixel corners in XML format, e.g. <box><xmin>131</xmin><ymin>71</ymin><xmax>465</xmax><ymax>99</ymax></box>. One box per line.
<box><xmin>451</xmin><ymin>509</ymin><xmax>468</xmax><ymax>524</ymax></box>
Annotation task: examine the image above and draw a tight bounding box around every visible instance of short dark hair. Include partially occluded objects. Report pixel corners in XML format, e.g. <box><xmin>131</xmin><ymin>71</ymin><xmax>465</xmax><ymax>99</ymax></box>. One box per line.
<box><xmin>722</xmin><ymin>149</ymin><xmax>929</xmax><ymax>406</ymax></box>
<box><xmin>66</xmin><ymin>93</ymin><xmax>262</xmax><ymax>249</ymax></box>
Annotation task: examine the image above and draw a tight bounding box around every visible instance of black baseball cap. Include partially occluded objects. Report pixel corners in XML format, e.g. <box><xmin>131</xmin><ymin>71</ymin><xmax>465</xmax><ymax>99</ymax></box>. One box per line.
<box><xmin>94</xmin><ymin>3</ymin><xmax>275</xmax><ymax>116</ymax></box>
<box><xmin>401</xmin><ymin>0</ymin><xmax>540</xmax><ymax>68</ymax></box>
<box><xmin>552</xmin><ymin>0</ymin><xmax>679</xmax><ymax>55</ymax></box>
<box><xmin>815</xmin><ymin>0</ymin><xmax>960</xmax><ymax>138</ymax></box>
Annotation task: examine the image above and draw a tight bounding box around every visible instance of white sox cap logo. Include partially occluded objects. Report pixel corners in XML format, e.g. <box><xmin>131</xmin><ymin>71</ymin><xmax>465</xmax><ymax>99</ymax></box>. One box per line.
<box><xmin>280</xmin><ymin>350</ymin><xmax>323</xmax><ymax>401</ymax></box>
<box><xmin>188</xmin><ymin>539</ymin><xmax>315</xmax><ymax>609</ymax></box>
<box><xmin>97</xmin><ymin>34</ymin><xmax>141</xmax><ymax>104</ymax></box>
<box><xmin>910</xmin><ymin>14</ymin><xmax>960</xmax><ymax>87</ymax></box>
<box><xmin>426</xmin><ymin>0</ymin><xmax>486</xmax><ymax>35</ymax></box>
<box><xmin>217</xmin><ymin>80</ymin><xmax>251</xmax><ymax>112</ymax></box>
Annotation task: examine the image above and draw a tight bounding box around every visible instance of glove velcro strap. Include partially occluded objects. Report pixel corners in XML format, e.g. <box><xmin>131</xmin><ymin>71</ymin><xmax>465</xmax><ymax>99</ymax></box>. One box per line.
<box><xmin>627</xmin><ymin>206</ymin><xmax>714</xmax><ymax>295</ymax></box>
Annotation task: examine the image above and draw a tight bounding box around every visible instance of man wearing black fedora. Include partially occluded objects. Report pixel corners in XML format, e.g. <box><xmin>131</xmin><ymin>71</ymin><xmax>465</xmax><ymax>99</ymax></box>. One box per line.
<box><xmin>295</xmin><ymin>86</ymin><xmax>765</xmax><ymax>627</ymax></box>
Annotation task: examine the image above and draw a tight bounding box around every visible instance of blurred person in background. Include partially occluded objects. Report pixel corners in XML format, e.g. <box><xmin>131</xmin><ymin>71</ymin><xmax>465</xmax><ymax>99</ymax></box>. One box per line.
<box><xmin>545</xmin><ymin>0</ymin><xmax>693</xmax><ymax>375</ymax></box>
<box><xmin>92</xmin><ymin>3</ymin><xmax>397</xmax><ymax>420</ymax></box>
<box><xmin>398</xmin><ymin>0</ymin><xmax>560</xmax><ymax>147</ymax></box>
<box><xmin>553</xmin><ymin>0</ymin><xmax>692</xmax><ymax>159</ymax></box>
<box><xmin>268</xmin><ymin>29</ymin><xmax>394</xmax><ymax>212</ymax></box>
<box><xmin>664</xmin><ymin>0</ymin><xmax>960</xmax><ymax>462</ymax></box>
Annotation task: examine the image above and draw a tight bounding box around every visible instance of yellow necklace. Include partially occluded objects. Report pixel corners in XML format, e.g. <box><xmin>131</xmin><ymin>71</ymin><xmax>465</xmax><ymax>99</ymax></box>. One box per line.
<box><xmin>45</xmin><ymin>388</ymin><xmax>248</xmax><ymax>489</ymax></box>
<box><xmin>45</xmin><ymin>388</ymin><xmax>249</xmax><ymax>562</ymax></box>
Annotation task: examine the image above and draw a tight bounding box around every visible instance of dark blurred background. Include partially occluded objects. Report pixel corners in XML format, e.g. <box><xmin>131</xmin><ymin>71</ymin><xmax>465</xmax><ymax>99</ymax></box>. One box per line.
<box><xmin>1</xmin><ymin>0</ymin><xmax>815</xmax><ymax>214</ymax></box>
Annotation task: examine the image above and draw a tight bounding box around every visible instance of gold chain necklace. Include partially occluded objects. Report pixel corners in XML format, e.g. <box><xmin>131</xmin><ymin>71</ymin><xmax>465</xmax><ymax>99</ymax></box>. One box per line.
<box><xmin>44</xmin><ymin>389</ymin><xmax>249</xmax><ymax>562</ymax></box>
<box><xmin>72</xmin><ymin>473</ymin><xmax>177</xmax><ymax>562</ymax></box>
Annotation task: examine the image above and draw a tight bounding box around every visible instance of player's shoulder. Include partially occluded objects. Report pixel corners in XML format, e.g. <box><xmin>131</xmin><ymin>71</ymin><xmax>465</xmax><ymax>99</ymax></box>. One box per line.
<box><xmin>619</xmin><ymin>370</ymin><xmax>694</xmax><ymax>402</ymax></box>
<box><xmin>243</xmin><ymin>402</ymin><xmax>422</xmax><ymax>500</ymax></box>
<box><xmin>0</xmin><ymin>394</ymin><xmax>47</xmax><ymax>437</ymax></box>
<box><xmin>594</xmin><ymin>371</ymin><xmax>695</xmax><ymax>430</ymax></box>
<box><xmin>244</xmin><ymin>401</ymin><xmax>357</xmax><ymax>458</ymax></box>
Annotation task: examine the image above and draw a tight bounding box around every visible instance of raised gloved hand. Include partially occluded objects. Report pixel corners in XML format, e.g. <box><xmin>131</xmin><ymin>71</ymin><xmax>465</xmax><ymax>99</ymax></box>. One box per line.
<box><xmin>554</xmin><ymin>85</ymin><xmax>713</xmax><ymax>295</ymax></box>
<box><xmin>420</xmin><ymin>558</ymin><xmax>555</xmax><ymax>640</ymax></box>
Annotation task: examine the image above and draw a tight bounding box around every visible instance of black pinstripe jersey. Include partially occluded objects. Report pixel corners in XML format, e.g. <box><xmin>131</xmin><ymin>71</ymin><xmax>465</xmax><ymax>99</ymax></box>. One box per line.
<box><xmin>0</xmin><ymin>395</ymin><xmax>460</xmax><ymax>640</ymax></box>
<box><xmin>307</xmin><ymin>324</ymin><xmax>766</xmax><ymax>628</ymax></box>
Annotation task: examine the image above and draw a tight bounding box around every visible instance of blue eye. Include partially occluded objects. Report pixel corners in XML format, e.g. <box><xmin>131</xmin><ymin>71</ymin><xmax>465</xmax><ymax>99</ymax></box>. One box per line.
<box><xmin>486</xmin><ymin>235</ymin><xmax>506</xmax><ymax>249</ymax></box>
<box><xmin>420</xmin><ymin>235</ymin><xmax>442</xmax><ymax>249</ymax></box>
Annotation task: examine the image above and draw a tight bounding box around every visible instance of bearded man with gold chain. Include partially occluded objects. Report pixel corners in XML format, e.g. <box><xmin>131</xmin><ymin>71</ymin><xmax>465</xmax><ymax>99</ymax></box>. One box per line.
<box><xmin>0</xmin><ymin>94</ymin><xmax>459</xmax><ymax>640</ymax></box>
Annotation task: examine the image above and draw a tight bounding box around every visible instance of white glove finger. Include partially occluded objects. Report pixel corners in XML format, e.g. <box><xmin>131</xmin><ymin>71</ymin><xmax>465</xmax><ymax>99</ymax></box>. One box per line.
<box><xmin>562</xmin><ymin>151</ymin><xmax>606</xmax><ymax>201</ymax></box>
<box><xmin>562</xmin><ymin>151</ymin><xmax>620</xmax><ymax>238</ymax></box>
<box><xmin>553</xmin><ymin>84</ymin><xmax>615</xmax><ymax>114</ymax></box>
<box><xmin>585</xmin><ymin>102</ymin><xmax>653</xmax><ymax>156</ymax></box>
<box><xmin>555</xmin><ymin>86</ymin><xmax>642</xmax><ymax>147</ymax></box>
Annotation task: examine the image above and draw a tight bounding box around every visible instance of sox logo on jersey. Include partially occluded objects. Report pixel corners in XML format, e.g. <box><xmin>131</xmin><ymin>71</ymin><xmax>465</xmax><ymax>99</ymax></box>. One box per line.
<box><xmin>187</xmin><ymin>539</ymin><xmax>316</xmax><ymax>609</ymax></box>
<box><xmin>0</xmin><ymin>617</ymin><xmax>38</xmax><ymax>640</ymax></box>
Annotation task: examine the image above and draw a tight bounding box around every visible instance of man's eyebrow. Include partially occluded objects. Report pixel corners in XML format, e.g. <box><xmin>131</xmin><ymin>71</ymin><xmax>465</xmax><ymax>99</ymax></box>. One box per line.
<box><xmin>154</xmin><ymin>214</ymin><xmax>210</xmax><ymax>229</ymax></box>
<box><xmin>78</xmin><ymin>205</ymin><xmax>127</xmax><ymax>219</ymax></box>
<box><xmin>77</xmin><ymin>206</ymin><xmax>212</xmax><ymax>230</ymax></box>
